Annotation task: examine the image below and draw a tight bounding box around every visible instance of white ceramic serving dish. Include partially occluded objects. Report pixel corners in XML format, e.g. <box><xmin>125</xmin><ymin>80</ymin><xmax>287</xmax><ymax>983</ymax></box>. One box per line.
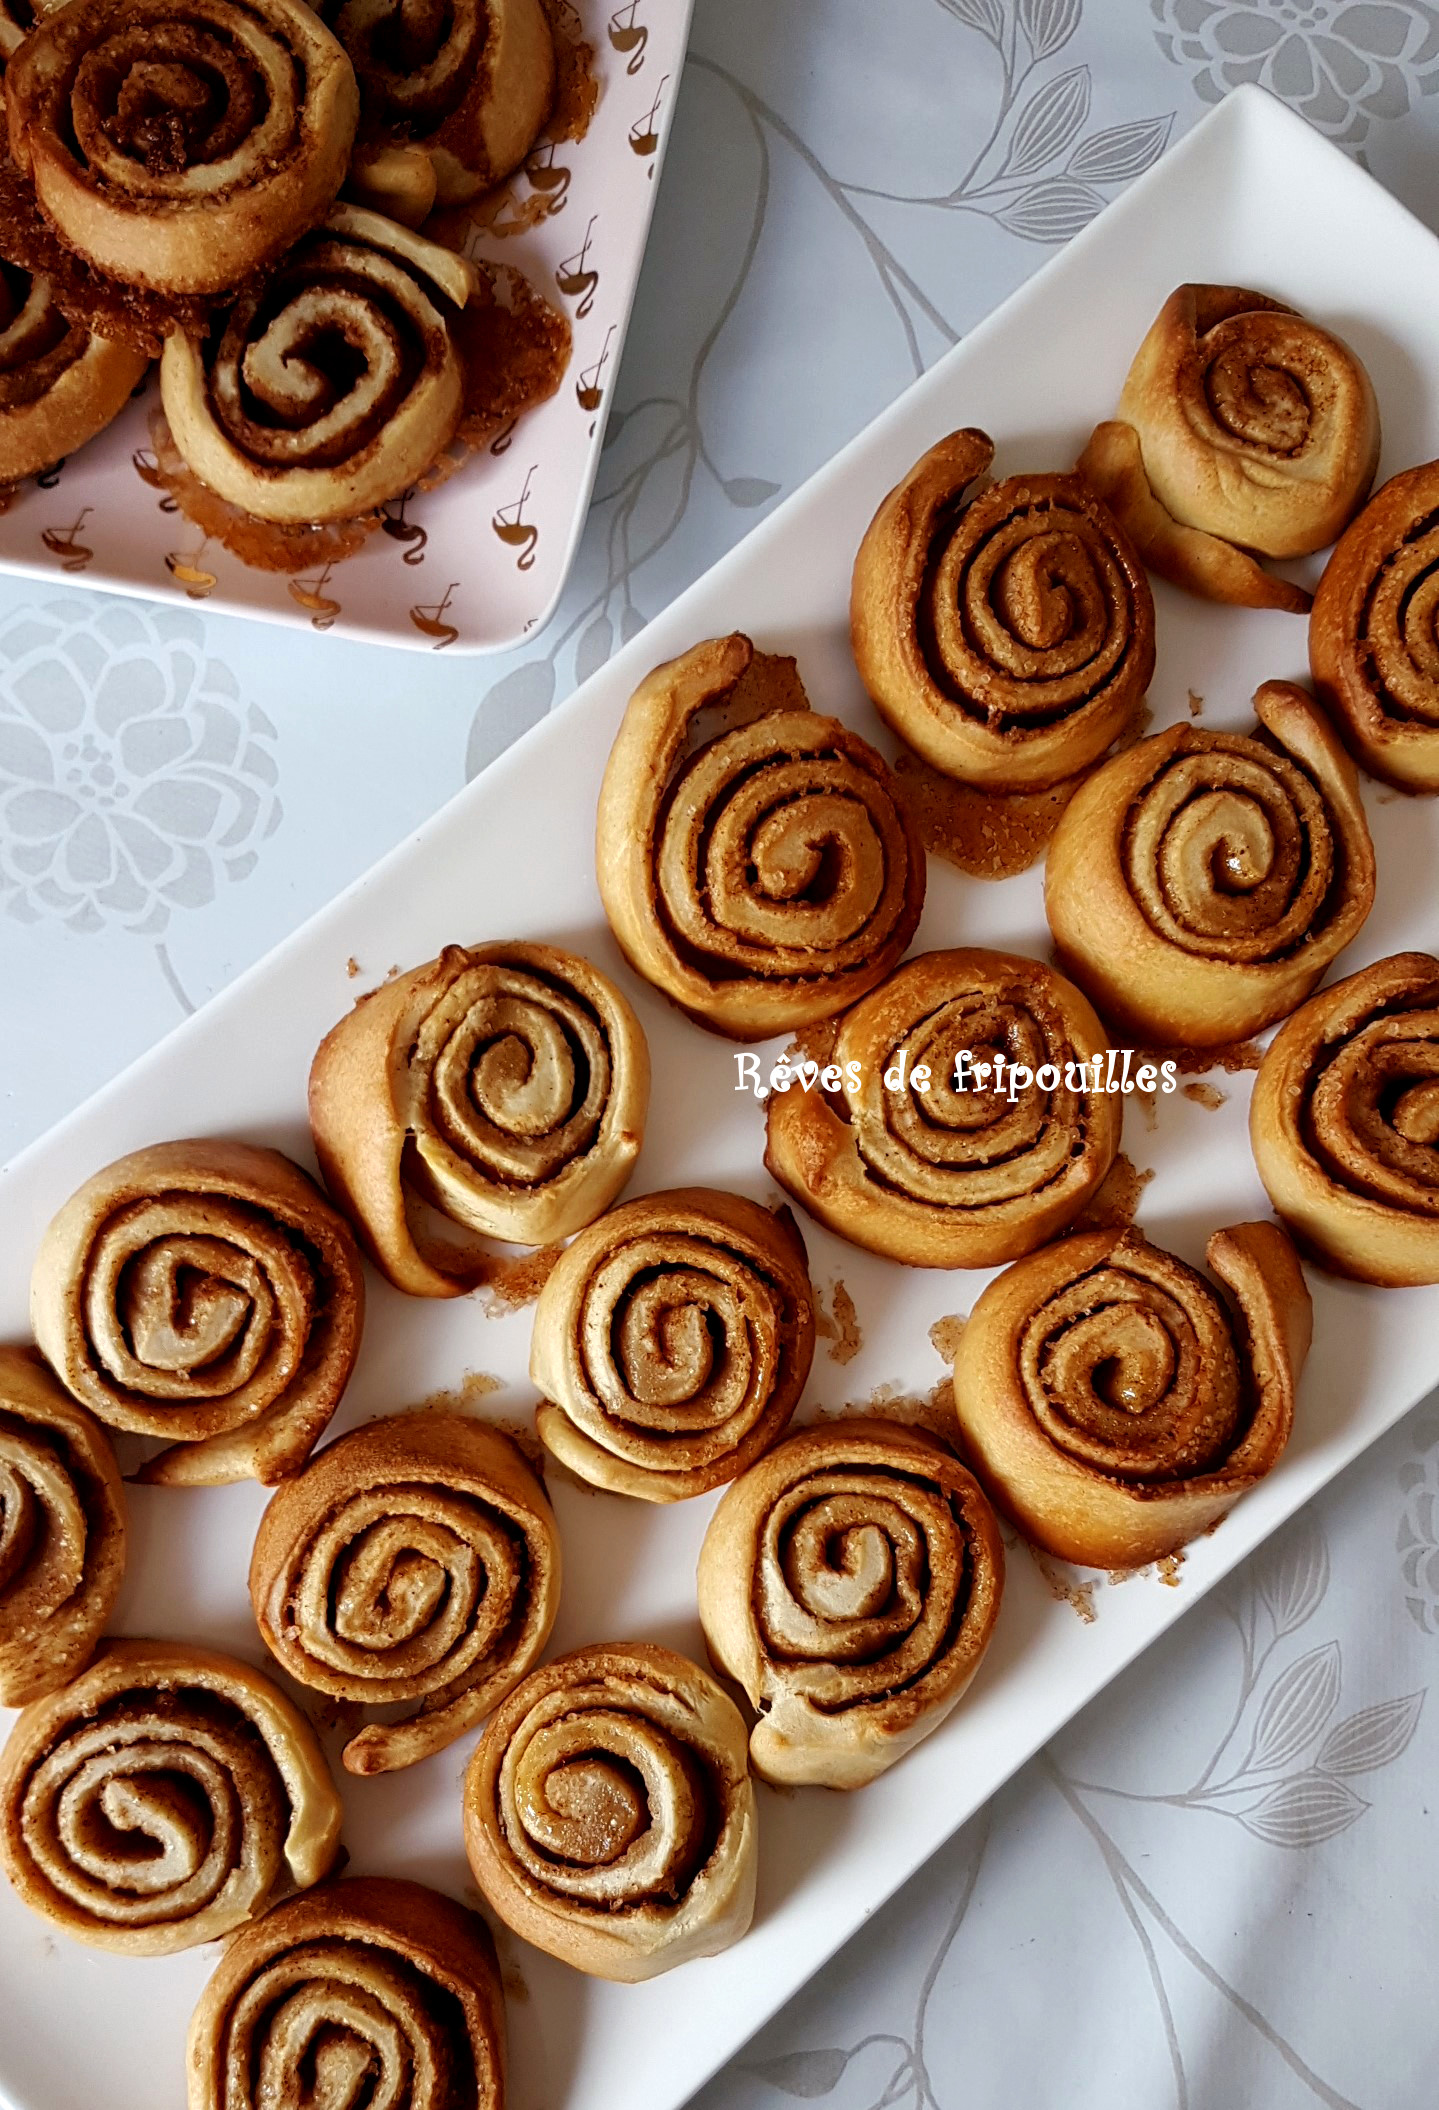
<box><xmin>0</xmin><ymin>0</ymin><xmax>694</xmax><ymax>655</ymax></box>
<box><xmin>4</xmin><ymin>82</ymin><xmax>1439</xmax><ymax>2110</ymax></box>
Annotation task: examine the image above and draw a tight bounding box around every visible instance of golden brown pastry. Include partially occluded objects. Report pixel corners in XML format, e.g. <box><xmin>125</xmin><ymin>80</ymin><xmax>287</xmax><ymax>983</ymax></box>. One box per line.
<box><xmin>0</xmin><ymin>1638</ymin><xmax>342</xmax><ymax>1954</ymax></box>
<box><xmin>1045</xmin><ymin>679</ymin><xmax>1375</xmax><ymax>1046</ymax></box>
<box><xmin>1309</xmin><ymin>460</ymin><xmax>1439</xmax><ymax>791</ymax></box>
<box><xmin>309</xmin><ymin>941</ymin><xmax>648</xmax><ymax>1299</ymax></box>
<box><xmin>952</xmin><ymin>1223</ymin><xmax>1312</xmax><ymax>1568</ymax></box>
<box><xmin>463</xmin><ymin>1641</ymin><xmax>756</xmax><ymax>1982</ymax></box>
<box><xmin>1078</xmin><ymin>286</ymin><xmax>1379</xmax><ymax>612</ymax></box>
<box><xmin>334</xmin><ymin>0</ymin><xmax>556</xmax><ymax>225</ymax></box>
<box><xmin>1250</xmin><ymin>952</ymin><xmax>1439</xmax><ymax>1284</ymax></box>
<box><xmin>530</xmin><ymin>1187</ymin><xmax>815</xmax><ymax>1501</ymax></box>
<box><xmin>187</xmin><ymin>1875</ymin><xmax>505</xmax><ymax>2110</ymax></box>
<box><xmin>765</xmin><ymin>947</ymin><xmax>1121</xmax><ymax>1269</ymax></box>
<box><xmin>160</xmin><ymin>206</ymin><xmax>476</xmax><ymax>527</ymax></box>
<box><xmin>850</xmin><ymin>427</ymin><xmax>1155</xmax><ymax>788</ymax></box>
<box><xmin>0</xmin><ymin>1345</ymin><xmax>125</xmax><ymax>1707</ymax></box>
<box><xmin>595</xmin><ymin>632</ymin><xmax>925</xmax><ymax>1040</ymax></box>
<box><xmin>29</xmin><ymin>1138</ymin><xmax>365</xmax><ymax>1487</ymax></box>
<box><xmin>697</xmin><ymin>1418</ymin><xmax>1003</xmax><ymax>1789</ymax></box>
<box><xmin>250</xmin><ymin>1412</ymin><xmax>561</xmax><ymax>1776</ymax></box>
<box><xmin>0</xmin><ymin>256</ymin><xmax>148</xmax><ymax>483</ymax></box>
<box><xmin>5</xmin><ymin>0</ymin><xmax>359</xmax><ymax>297</ymax></box>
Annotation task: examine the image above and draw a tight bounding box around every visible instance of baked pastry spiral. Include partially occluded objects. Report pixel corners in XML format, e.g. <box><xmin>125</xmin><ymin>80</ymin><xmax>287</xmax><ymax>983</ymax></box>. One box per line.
<box><xmin>1250</xmin><ymin>952</ymin><xmax>1439</xmax><ymax>1284</ymax></box>
<box><xmin>309</xmin><ymin>941</ymin><xmax>648</xmax><ymax>1298</ymax></box>
<box><xmin>5</xmin><ymin>0</ymin><xmax>359</xmax><ymax>297</ymax></box>
<box><xmin>333</xmin><ymin>0</ymin><xmax>556</xmax><ymax>224</ymax></box>
<box><xmin>1045</xmin><ymin>679</ymin><xmax>1375</xmax><ymax>1046</ymax></box>
<box><xmin>952</xmin><ymin>1222</ymin><xmax>1312</xmax><ymax>1568</ymax></box>
<box><xmin>160</xmin><ymin>205</ymin><xmax>475</xmax><ymax>527</ymax></box>
<box><xmin>0</xmin><ymin>257</ymin><xmax>149</xmax><ymax>483</ymax></box>
<box><xmin>1309</xmin><ymin>459</ymin><xmax>1439</xmax><ymax>792</ymax></box>
<box><xmin>765</xmin><ymin>948</ymin><xmax>1121</xmax><ymax>1269</ymax></box>
<box><xmin>595</xmin><ymin>632</ymin><xmax>925</xmax><ymax>1039</ymax></box>
<box><xmin>463</xmin><ymin>1641</ymin><xmax>757</xmax><ymax>1982</ymax></box>
<box><xmin>0</xmin><ymin>1346</ymin><xmax>125</xmax><ymax>1708</ymax></box>
<box><xmin>697</xmin><ymin>1418</ymin><xmax>1004</xmax><ymax>1789</ymax></box>
<box><xmin>1078</xmin><ymin>285</ymin><xmax>1379</xmax><ymax>613</ymax></box>
<box><xmin>250</xmin><ymin>1412</ymin><xmax>561</xmax><ymax>1775</ymax></box>
<box><xmin>530</xmin><ymin>1187</ymin><xmax>815</xmax><ymax>1501</ymax></box>
<box><xmin>850</xmin><ymin>427</ymin><xmax>1156</xmax><ymax>789</ymax></box>
<box><xmin>0</xmin><ymin>1638</ymin><xmax>343</xmax><ymax>1954</ymax></box>
<box><xmin>29</xmin><ymin>1138</ymin><xmax>365</xmax><ymax>1486</ymax></box>
<box><xmin>187</xmin><ymin>1875</ymin><xmax>505</xmax><ymax>2110</ymax></box>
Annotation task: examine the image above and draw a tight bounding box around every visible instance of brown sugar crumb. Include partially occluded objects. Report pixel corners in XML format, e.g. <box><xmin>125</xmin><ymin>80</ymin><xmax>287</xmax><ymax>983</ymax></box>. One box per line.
<box><xmin>1026</xmin><ymin>1542</ymin><xmax>1097</xmax><ymax>1623</ymax></box>
<box><xmin>1140</xmin><ymin>1040</ymin><xmax>1263</xmax><ymax>1076</ymax></box>
<box><xmin>815</xmin><ymin>1281</ymin><xmax>862</xmax><ymax>1365</ymax></box>
<box><xmin>1157</xmin><ymin>1551</ymin><xmax>1185</xmax><ymax>1587</ymax></box>
<box><xmin>830</xmin><ymin>1379</ymin><xmax>955</xmax><ymax>1443</ymax></box>
<box><xmin>1074</xmin><ymin>1153</ymin><xmax>1153</xmax><ymax>1232</ymax></box>
<box><xmin>477</xmin><ymin>1246</ymin><xmax>562</xmax><ymax>1316</ymax></box>
<box><xmin>346</xmin><ymin>956</ymin><xmax>362</xmax><ymax>979</ymax></box>
<box><xmin>383</xmin><ymin>964</ymin><xmax>403</xmax><ymax>982</ymax></box>
<box><xmin>1183</xmin><ymin>1080</ymin><xmax>1226</xmax><ymax>1111</ymax></box>
<box><xmin>412</xmin><ymin>1370</ymin><xmax>504</xmax><ymax>1414</ymax></box>
<box><xmin>890</xmin><ymin>745</ymin><xmax>1082</xmax><ymax>878</ymax></box>
<box><xmin>313</xmin><ymin>1696</ymin><xmax>367</xmax><ymax>1737</ymax></box>
<box><xmin>1187</xmin><ymin>690</ymin><xmax>1204</xmax><ymax>717</ymax></box>
<box><xmin>928</xmin><ymin>1313</ymin><xmax>967</xmax><ymax>1364</ymax></box>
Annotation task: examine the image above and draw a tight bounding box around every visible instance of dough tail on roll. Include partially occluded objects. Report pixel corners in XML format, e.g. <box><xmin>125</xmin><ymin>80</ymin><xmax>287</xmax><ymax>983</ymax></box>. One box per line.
<box><xmin>186</xmin><ymin>1875</ymin><xmax>505</xmax><ymax>2110</ymax></box>
<box><xmin>952</xmin><ymin>1222</ymin><xmax>1312</xmax><ymax>1569</ymax></box>
<box><xmin>698</xmin><ymin>1417</ymin><xmax>1004</xmax><ymax>1788</ymax></box>
<box><xmin>250</xmin><ymin>1412</ymin><xmax>561</xmax><ymax>1774</ymax></box>
<box><xmin>851</xmin><ymin>426</ymin><xmax>1156</xmax><ymax>788</ymax></box>
<box><xmin>0</xmin><ymin>1638</ymin><xmax>342</xmax><ymax>1954</ymax></box>
<box><xmin>29</xmin><ymin>1138</ymin><xmax>365</xmax><ymax>1486</ymax></box>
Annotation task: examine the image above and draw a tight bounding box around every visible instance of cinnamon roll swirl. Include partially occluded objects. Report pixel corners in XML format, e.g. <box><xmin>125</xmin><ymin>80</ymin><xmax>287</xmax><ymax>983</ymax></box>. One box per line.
<box><xmin>1079</xmin><ymin>285</ymin><xmax>1379</xmax><ymax>612</ymax></box>
<box><xmin>954</xmin><ymin>1224</ymin><xmax>1312</xmax><ymax>1568</ymax></box>
<box><xmin>0</xmin><ymin>1346</ymin><xmax>125</xmax><ymax>1707</ymax></box>
<box><xmin>597</xmin><ymin>633</ymin><xmax>925</xmax><ymax>1039</ymax></box>
<box><xmin>1309</xmin><ymin>460</ymin><xmax>1439</xmax><ymax>791</ymax></box>
<box><xmin>0</xmin><ymin>257</ymin><xmax>148</xmax><ymax>483</ymax></box>
<box><xmin>1250</xmin><ymin>952</ymin><xmax>1439</xmax><ymax>1284</ymax></box>
<box><xmin>765</xmin><ymin>948</ymin><xmax>1121</xmax><ymax>1269</ymax></box>
<box><xmin>530</xmin><ymin>1188</ymin><xmax>815</xmax><ymax>1501</ymax></box>
<box><xmin>850</xmin><ymin>427</ymin><xmax>1156</xmax><ymax>788</ymax></box>
<box><xmin>160</xmin><ymin>206</ymin><xmax>476</xmax><ymax>527</ymax></box>
<box><xmin>5</xmin><ymin>0</ymin><xmax>359</xmax><ymax>296</ymax></box>
<box><xmin>309</xmin><ymin>941</ymin><xmax>648</xmax><ymax>1299</ymax></box>
<box><xmin>187</xmin><ymin>1876</ymin><xmax>505</xmax><ymax>2110</ymax></box>
<box><xmin>697</xmin><ymin>1418</ymin><xmax>1004</xmax><ymax>1789</ymax></box>
<box><xmin>29</xmin><ymin>1139</ymin><xmax>365</xmax><ymax>1486</ymax></box>
<box><xmin>0</xmin><ymin>1638</ymin><xmax>343</xmax><ymax>1953</ymax></box>
<box><xmin>250</xmin><ymin>1413</ymin><xmax>561</xmax><ymax>1775</ymax></box>
<box><xmin>1045</xmin><ymin>679</ymin><xmax>1375</xmax><ymax>1045</ymax></box>
<box><xmin>463</xmin><ymin>1641</ymin><xmax>757</xmax><ymax>1981</ymax></box>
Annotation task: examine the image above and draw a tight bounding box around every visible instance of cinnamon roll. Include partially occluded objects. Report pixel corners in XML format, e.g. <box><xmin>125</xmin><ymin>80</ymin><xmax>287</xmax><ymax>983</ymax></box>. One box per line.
<box><xmin>850</xmin><ymin>427</ymin><xmax>1155</xmax><ymax>788</ymax></box>
<box><xmin>250</xmin><ymin>1413</ymin><xmax>561</xmax><ymax>1775</ymax></box>
<box><xmin>187</xmin><ymin>1876</ymin><xmax>505</xmax><ymax>2110</ymax></box>
<box><xmin>309</xmin><ymin>941</ymin><xmax>648</xmax><ymax>1299</ymax></box>
<box><xmin>697</xmin><ymin>1418</ymin><xmax>1003</xmax><ymax>1789</ymax></box>
<box><xmin>1250</xmin><ymin>952</ymin><xmax>1439</xmax><ymax>1284</ymax></box>
<box><xmin>952</xmin><ymin>1222</ymin><xmax>1312</xmax><ymax>1568</ymax></box>
<box><xmin>334</xmin><ymin>0</ymin><xmax>556</xmax><ymax>223</ymax></box>
<box><xmin>1079</xmin><ymin>285</ymin><xmax>1379</xmax><ymax>612</ymax></box>
<box><xmin>463</xmin><ymin>1641</ymin><xmax>756</xmax><ymax>1982</ymax></box>
<box><xmin>29</xmin><ymin>1139</ymin><xmax>365</xmax><ymax>1486</ymax></box>
<box><xmin>0</xmin><ymin>257</ymin><xmax>148</xmax><ymax>484</ymax></box>
<box><xmin>160</xmin><ymin>206</ymin><xmax>476</xmax><ymax>527</ymax></box>
<box><xmin>530</xmin><ymin>1188</ymin><xmax>815</xmax><ymax>1501</ymax></box>
<box><xmin>0</xmin><ymin>1638</ymin><xmax>343</xmax><ymax>1954</ymax></box>
<box><xmin>5</xmin><ymin>0</ymin><xmax>359</xmax><ymax>296</ymax></box>
<box><xmin>1045</xmin><ymin>679</ymin><xmax>1375</xmax><ymax>1045</ymax></box>
<box><xmin>765</xmin><ymin>948</ymin><xmax>1121</xmax><ymax>1269</ymax></box>
<box><xmin>595</xmin><ymin>632</ymin><xmax>925</xmax><ymax>1040</ymax></box>
<box><xmin>0</xmin><ymin>1345</ymin><xmax>125</xmax><ymax>1707</ymax></box>
<box><xmin>1309</xmin><ymin>460</ymin><xmax>1439</xmax><ymax>792</ymax></box>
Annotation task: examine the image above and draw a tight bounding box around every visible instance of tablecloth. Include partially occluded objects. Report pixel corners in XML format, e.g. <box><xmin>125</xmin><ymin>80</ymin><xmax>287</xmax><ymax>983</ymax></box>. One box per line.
<box><xmin>4</xmin><ymin>4</ymin><xmax>1438</xmax><ymax>2105</ymax></box>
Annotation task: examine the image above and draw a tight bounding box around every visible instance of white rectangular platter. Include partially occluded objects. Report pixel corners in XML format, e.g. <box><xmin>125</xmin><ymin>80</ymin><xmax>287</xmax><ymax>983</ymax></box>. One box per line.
<box><xmin>0</xmin><ymin>0</ymin><xmax>694</xmax><ymax>655</ymax></box>
<box><xmin>4</xmin><ymin>84</ymin><xmax>1439</xmax><ymax>2110</ymax></box>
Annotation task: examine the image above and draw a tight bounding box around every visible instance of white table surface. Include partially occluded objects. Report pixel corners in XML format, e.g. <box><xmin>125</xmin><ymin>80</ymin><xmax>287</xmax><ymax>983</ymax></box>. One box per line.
<box><xmin>5</xmin><ymin>5</ymin><xmax>1439</xmax><ymax>2106</ymax></box>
